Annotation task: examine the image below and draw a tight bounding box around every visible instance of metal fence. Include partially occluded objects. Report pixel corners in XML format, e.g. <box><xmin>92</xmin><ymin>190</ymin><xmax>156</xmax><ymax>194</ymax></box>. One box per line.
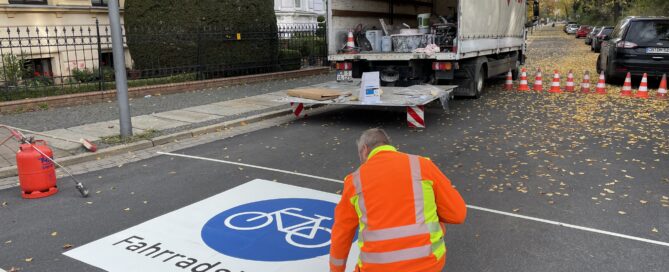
<box><xmin>0</xmin><ymin>21</ymin><xmax>327</xmax><ymax>102</ymax></box>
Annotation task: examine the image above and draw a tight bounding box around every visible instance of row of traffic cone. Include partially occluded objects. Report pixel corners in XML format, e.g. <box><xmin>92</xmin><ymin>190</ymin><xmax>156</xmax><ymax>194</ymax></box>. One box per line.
<box><xmin>621</xmin><ymin>72</ymin><xmax>667</xmax><ymax>99</ymax></box>
<box><xmin>505</xmin><ymin>68</ymin><xmax>667</xmax><ymax>99</ymax></box>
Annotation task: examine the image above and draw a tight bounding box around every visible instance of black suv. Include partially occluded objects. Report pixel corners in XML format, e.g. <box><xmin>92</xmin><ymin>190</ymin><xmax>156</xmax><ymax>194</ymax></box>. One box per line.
<box><xmin>597</xmin><ymin>17</ymin><xmax>669</xmax><ymax>81</ymax></box>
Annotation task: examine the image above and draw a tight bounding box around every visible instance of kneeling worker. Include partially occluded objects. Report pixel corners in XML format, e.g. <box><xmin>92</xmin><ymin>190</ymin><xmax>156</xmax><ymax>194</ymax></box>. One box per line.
<box><xmin>329</xmin><ymin>128</ymin><xmax>467</xmax><ymax>272</ymax></box>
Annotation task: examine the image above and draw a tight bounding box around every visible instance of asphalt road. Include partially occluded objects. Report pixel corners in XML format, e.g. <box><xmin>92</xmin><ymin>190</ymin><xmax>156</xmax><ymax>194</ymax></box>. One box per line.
<box><xmin>2</xmin><ymin>28</ymin><xmax>668</xmax><ymax>271</ymax></box>
<box><xmin>1</xmin><ymin>89</ymin><xmax>668</xmax><ymax>271</ymax></box>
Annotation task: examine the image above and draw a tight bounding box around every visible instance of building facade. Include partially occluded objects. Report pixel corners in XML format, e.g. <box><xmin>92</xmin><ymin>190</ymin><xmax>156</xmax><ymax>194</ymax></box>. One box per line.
<box><xmin>274</xmin><ymin>0</ymin><xmax>325</xmax><ymax>24</ymax></box>
<box><xmin>0</xmin><ymin>0</ymin><xmax>129</xmax><ymax>84</ymax></box>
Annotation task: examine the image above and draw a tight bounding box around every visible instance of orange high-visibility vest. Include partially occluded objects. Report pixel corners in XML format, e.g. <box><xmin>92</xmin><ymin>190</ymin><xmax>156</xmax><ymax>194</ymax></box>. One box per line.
<box><xmin>329</xmin><ymin>145</ymin><xmax>467</xmax><ymax>272</ymax></box>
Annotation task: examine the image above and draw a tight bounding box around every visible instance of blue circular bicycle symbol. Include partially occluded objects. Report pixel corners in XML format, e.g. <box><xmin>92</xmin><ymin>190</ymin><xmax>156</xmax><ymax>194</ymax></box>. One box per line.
<box><xmin>201</xmin><ymin>198</ymin><xmax>336</xmax><ymax>261</ymax></box>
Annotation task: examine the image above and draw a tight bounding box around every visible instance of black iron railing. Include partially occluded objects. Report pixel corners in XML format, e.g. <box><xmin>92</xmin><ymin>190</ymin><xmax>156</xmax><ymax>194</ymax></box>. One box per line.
<box><xmin>0</xmin><ymin>21</ymin><xmax>327</xmax><ymax>102</ymax></box>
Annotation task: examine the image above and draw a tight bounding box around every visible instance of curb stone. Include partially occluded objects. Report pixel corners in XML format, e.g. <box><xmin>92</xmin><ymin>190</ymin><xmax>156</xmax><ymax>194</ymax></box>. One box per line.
<box><xmin>0</xmin><ymin>107</ymin><xmax>301</xmax><ymax>181</ymax></box>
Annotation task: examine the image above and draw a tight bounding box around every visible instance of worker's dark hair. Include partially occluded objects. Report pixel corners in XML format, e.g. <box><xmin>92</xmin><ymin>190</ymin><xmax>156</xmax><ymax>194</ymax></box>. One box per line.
<box><xmin>357</xmin><ymin>128</ymin><xmax>391</xmax><ymax>150</ymax></box>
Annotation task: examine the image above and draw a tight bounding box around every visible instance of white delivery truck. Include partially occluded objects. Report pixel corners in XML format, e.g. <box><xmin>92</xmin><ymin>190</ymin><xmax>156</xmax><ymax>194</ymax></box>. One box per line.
<box><xmin>328</xmin><ymin>0</ymin><xmax>535</xmax><ymax>98</ymax></box>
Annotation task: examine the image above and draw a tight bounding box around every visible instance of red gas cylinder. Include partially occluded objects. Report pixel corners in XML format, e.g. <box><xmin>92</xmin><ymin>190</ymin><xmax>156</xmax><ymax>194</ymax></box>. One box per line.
<box><xmin>16</xmin><ymin>140</ymin><xmax>58</xmax><ymax>199</ymax></box>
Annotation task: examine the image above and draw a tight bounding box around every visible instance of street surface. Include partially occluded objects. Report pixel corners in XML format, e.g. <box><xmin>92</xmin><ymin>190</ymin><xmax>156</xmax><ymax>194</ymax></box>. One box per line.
<box><xmin>1</xmin><ymin>26</ymin><xmax>668</xmax><ymax>271</ymax></box>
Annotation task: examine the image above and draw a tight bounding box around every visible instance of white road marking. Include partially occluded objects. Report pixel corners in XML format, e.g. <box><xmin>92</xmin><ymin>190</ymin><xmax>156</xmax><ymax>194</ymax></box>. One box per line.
<box><xmin>157</xmin><ymin>152</ymin><xmax>343</xmax><ymax>184</ymax></box>
<box><xmin>159</xmin><ymin>151</ymin><xmax>669</xmax><ymax>248</ymax></box>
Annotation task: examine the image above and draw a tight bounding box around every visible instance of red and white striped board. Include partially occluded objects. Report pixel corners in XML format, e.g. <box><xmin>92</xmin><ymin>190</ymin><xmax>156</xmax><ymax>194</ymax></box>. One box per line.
<box><xmin>407</xmin><ymin>106</ymin><xmax>425</xmax><ymax>128</ymax></box>
<box><xmin>290</xmin><ymin>102</ymin><xmax>307</xmax><ymax>118</ymax></box>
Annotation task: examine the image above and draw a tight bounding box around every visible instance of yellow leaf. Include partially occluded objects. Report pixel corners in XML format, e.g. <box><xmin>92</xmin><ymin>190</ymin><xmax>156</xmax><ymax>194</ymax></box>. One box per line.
<box><xmin>25</xmin><ymin>257</ymin><xmax>33</xmax><ymax>262</ymax></box>
<box><xmin>652</xmin><ymin>228</ymin><xmax>659</xmax><ymax>233</ymax></box>
<box><xmin>618</xmin><ymin>211</ymin><xmax>627</xmax><ymax>215</ymax></box>
<box><xmin>640</xmin><ymin>200</ymin><xmax>648</xmax><ymax>204</ymax></box>
<box><xmin>124</xmin><ymin>208</ymin><xmax>131</xmax><ymax>211</ymax></box>
<box><xmin>512</xmin><ymin>208</ymin><xmax>520</xmax><ymax>212</ymax></box>
<box><xmin>51</xmin><ymin>232</ymin><xmax>58</xmax><ymax>237</ymax></box>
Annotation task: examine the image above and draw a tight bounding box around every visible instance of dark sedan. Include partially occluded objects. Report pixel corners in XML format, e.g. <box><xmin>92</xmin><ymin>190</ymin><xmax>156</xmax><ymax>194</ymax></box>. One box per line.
<box><xmin>591</xmin><ymin>27</ymin><xmax>614</xmax><ymax>52</ymax></box>
<box><xmin>598</xmin><ymin>17</ymin><xmax>669</xmax><ymax>81</ymax></box>
<box><xmin>585</xmin><ymin>27</ymin><xmax>601</xmax><ymax>45</ymax></box>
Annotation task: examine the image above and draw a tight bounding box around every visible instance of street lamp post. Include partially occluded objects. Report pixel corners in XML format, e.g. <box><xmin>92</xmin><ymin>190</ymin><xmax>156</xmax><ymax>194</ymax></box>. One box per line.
<box><xmin>108</xmin><ymin>0</ymin><xmax>133</xmax><ymax>138</ymax></box>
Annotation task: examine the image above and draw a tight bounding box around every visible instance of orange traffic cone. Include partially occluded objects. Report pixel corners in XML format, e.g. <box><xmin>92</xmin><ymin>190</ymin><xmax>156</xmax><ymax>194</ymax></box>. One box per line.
<box><xmin>635</xmin><ymin>73</ymin><xmax>649</xmax><ymax>99</ymax></box>
<box><xmin>565</xmin><ymin>70</ymin><xmax>575</xmax><ymax>92</ymax></box>
<box><xmin>581</xmin><ymin>71</ymin><xmax>591</xmax><ymax>93</ymax></box>
<box><xmin>595</xmin><ymin>72</ymin><xmax>607</xmax><ymax>94</ymax></box>
<box><xmin>657</xmin><ymin>74</ymin><xmax>667</xmax><ymax>99</ymax></box>
<box><xmin>549</xmin><ymin>70</ymin><xmax>562</xmax><ymax>93</ymax></box>
<box><xmin>345</xmin><ymin>30</ymin><xmax>355</xmax><ymax>49</ymax></box>
<box><xmin>518</xmin><ymin>68</ymin><xmax>529</xmax><ymax>91</ymax></box>
<box><xmin>533</xmin><ymin>68</ymin><xmax>543</xmax><ymax>91</ymax></box>
<box><xmin>620</xmin><ymin>72</ymin><xmax>633</xmax><ymax>97</ymax></box>
<box><xmin>504</xmin><ymin>70</ymin><xmax>514</xmax><ymax>91</ymax></box>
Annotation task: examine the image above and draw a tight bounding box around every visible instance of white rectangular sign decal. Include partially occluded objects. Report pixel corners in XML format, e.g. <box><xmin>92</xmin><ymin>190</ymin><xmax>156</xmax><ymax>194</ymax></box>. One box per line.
<box><xmin>64</xmin><ymin>179</ymin><xmax>359</xmax><ymax>272</ymax></box>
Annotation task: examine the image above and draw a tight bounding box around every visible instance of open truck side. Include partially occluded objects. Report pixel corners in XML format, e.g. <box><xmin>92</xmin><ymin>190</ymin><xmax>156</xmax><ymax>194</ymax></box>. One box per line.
<box><xmin>327</xmin><ymin>0</ymin><xmax>531</xmax><ymax>98</ymax></box>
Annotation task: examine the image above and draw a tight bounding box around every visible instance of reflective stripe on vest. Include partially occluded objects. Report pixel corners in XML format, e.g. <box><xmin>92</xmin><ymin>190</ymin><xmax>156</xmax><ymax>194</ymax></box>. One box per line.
<box><xmin>330</xmin><ymin>256</ymin><xmax>346</xmax><ymax>266</ymax></box>
<box><xmin>350</xmin><ymin>154</ymin><xmax>445</xmax><ymax>265</ymax></box>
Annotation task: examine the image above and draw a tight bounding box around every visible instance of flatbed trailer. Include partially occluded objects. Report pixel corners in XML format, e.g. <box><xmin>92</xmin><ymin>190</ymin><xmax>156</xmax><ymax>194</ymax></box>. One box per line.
<box><xmin>276</xmin><ymin>81</ymin><xmax>456</xmax><ymax>128</ymax></box>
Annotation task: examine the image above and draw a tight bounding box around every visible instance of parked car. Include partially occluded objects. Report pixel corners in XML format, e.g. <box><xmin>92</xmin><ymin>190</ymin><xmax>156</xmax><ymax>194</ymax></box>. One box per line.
<box><xmin>598</xmin><ymin>17</ymin><xmax>669</xmax><ymax>81</ymax></box>
<box><xmin>576</xmin><ymin>25</ymin><xmax>592</xmax><ymax>38</ymax></box>
<box><xmin>585</xmin><ymin>27</ymin><xmax>601</xmax><ymax>45</ymax></box>
<box><xmin>564</xmin><ymin>21</ymin><xmax>578</xmax><ymax>33</ymax></box>
<box><xmin>565</xmin><ymin>24</ymin><xmax>580</xmax><ymax>34</ymax></box>
<box><xmin>591</xmin><ymin>27</ymin><xmax>614</xmax><ymax>52</ymax></box>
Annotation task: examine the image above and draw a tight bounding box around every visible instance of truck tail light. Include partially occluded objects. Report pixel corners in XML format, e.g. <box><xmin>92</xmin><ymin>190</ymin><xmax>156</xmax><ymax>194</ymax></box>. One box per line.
<box><xmin>617</xmin><ymin>41</ymin><xmax>638</xmax><ymax>49</ymax></box>
<box><xmin>432</xmin><ymin>62</ymin><xmax>452</xmax><ymax>71</ymax></box>
<box><xmin>336</xmin><ymin>62</ymin><xmax>352</xmax><ymax>71</ymax></box>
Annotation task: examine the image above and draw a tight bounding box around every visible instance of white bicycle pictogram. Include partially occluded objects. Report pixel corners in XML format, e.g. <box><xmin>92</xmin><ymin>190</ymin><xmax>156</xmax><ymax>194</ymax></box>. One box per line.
<box><xmin>224</xmin><ymin>207</ymin><xmax>332</xmax><ymax>249</ymax></box>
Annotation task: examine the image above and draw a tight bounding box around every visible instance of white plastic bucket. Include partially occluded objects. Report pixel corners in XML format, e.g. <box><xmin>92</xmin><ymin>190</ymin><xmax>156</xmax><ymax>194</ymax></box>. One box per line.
<box><xmin>418</xmin><ymin>13</ymin><xmax>431</xmax><ymax>28</ymax></box>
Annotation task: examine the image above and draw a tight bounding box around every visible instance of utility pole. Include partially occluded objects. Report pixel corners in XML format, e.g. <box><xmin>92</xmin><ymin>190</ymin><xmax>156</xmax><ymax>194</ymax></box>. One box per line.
<box><xmin>108</xmin><ymin>0</ymin><xmax>133</xmax><ymax>138</ymax></box>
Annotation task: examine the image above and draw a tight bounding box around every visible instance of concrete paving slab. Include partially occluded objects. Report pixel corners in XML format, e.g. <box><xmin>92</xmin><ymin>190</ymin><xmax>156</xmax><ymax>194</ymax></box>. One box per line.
<box><xmin>152</xmin><ymin>110</ymin><xmax>222</xmax><ymax>124</ymax></box>
<box><xmin>182</xmin><ymin>103</ymin><xmax>256</xmax><ymax>117</ymax></box>
<box><xmin>67</xmin><ymin>121</ymin><xmax>145</xmax><ymax>140</ymax></box>
<box><xmin>130</xmin><ymin>115</ymin><xmax>189</xmax><ymax>131</ymax></box>
<box><xmin>39</xmin><ymin>137</ymin><xmax>82</xmax><ymax>152</ymax></box>
<box><xmin>236</xmin><ymin>96</ymin><xmax>285</xmax><ymax>107</ymax></box>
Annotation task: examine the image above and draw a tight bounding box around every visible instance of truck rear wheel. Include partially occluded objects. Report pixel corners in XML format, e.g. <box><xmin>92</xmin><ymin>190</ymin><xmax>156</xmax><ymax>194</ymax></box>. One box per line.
<box><xmin>453</xmin><ymin>57</ymin><xmax>487</xmax><ymax>99</ymax></box>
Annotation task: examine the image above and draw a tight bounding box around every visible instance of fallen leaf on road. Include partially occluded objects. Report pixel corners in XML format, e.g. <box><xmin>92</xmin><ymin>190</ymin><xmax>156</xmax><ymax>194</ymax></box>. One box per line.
<box><xmin>640</xmin><ymin>200</ymin><xmax>648</xmax><ymax>204</ymax></box>
<box><xmin>85</xmin><ymin>202</ymin><xmax>93</xmax><ymax>205</ymax></box>
<box><xmin>652</xmin><ymin>228</ymin><xmax>659</xmax><ymax>233</ymax></box>
<box><xmin>62</xmin><ymin>244</ymin><xmax>73</xmax><ymax>249</ymax></box>
<box><xmin>143</xmin><ymin>201</ymin><xmax>148</xmax><ymax>204</ymax></box>
<box><xmin>24</xmin><ymin>258</ymin><xmax>32</xmax><ymax>262</ymax></box>
<box><xmin>8</xmin><ymin>267</ymin><xmax>21</xmax><ymax>272</ymax></box>
<box><xmin>512</xmin><ymin>208</ymin><xmax>520</xmax><ymax>212</ymax></box>
<box><xmin>168</xmin><ymin>171</ymin><xmax>177</xmax><ymax>175</ymax></box>
<box><xmin>662</xmin><ymin>196</ymin><xmax>669</xmax><ymax>200</ymax></box>
<box><xmin>604</xmin><ymin>189</ymin><xmax>615</xmax><ymax>194</ymax></box>
<box><xmin>124</xmin><ymin>208</ymin><xmax>131</xmax><ymax>211</ymax></box>
<box><xmin>5</xmin><ymin>240</ymin><xmax>11</xmax><ymax>244</ymax></box>
<box><xmin>618</xmin><ymin>211</ymin><xmax>627</xmax><ymax>215</ymax></box>
<box><xmin>1</xmin><ymin>201</ymin><xmax>7</xmax><ymax>207</ymax></box>
<box><xmin>51</xmin><ymin>232</ymin><xmax>58</xmax><ymax>237</ymax></box>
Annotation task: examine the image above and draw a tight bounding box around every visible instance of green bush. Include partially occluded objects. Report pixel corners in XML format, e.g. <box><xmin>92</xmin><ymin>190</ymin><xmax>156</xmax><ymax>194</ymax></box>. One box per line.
<box><xmin>281</xmin><ymin>37</ymin><xmax>326</xmax><ymax>58</ymax></box>
<box><xmin>0</xmin><ymin>53</ymin><xmax>27</xmax><ymax>87</ymax></box>
<box><xmin>125</xmin><ymin>0</ymin><xmax>279</xmax><ymax>76</ymax></box>
<box><xmin>278</xmin><ymin>49</ymin><xmax>301</xmax><ymax>71</ymax></box>
<box><xmin>71</xmin><ymin>68</ymin><xmax>97</xmax><ymax>83</ymax></box>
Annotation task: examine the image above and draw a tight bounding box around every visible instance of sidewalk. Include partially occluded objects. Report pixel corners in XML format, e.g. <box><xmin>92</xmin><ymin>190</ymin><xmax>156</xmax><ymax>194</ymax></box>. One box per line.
<box><xmin>0</xmin><ymin>72</ymin><xmax>334</xmax><ymax>179</ymax></box>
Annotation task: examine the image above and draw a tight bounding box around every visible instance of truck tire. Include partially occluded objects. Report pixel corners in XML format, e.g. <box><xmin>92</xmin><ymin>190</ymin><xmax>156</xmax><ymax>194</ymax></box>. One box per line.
<box><xmin>453</xmin><ymin>57</ymin><xmax>487</xmax><ymax>99</ymax></box>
